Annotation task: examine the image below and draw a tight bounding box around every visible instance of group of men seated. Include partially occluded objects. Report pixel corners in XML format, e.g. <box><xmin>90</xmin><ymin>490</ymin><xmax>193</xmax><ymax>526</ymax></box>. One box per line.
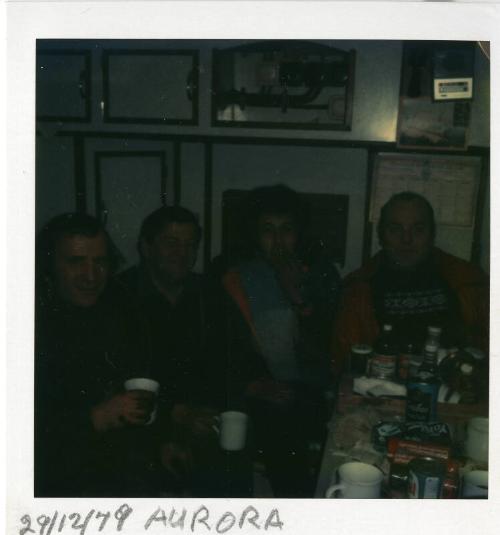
<box><xmin>34</xmin><ymin>185</ymin><xmax>489</xmax><ymax>498</ymax></box>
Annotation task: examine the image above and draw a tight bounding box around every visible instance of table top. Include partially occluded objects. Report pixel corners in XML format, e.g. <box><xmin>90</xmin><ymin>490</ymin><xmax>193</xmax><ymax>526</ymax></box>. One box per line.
<box><xmin>314</xmin><ymin>374</ymin><xmax>488</xmax><ymax>498</ymax></box>
<box><xmin>336</xmin><ymin>373</ymin><xmax>488</xmax><ymax>424</ymax></box>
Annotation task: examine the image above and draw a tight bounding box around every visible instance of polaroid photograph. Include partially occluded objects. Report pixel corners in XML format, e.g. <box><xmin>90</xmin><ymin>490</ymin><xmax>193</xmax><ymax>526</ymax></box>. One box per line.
<box><xmin>4</xmin><ymin>2</ymin><xmax>499</xmax><ymax>535</ymax></box>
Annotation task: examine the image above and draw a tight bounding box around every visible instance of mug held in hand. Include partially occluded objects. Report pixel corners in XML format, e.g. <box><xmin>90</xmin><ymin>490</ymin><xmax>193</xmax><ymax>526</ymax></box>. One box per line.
<box><xmin>213</xmin><ymin>411</ymin><xmax>248</xmax><ymax>451</ymax></box>
<box><xmin>124</xmin><ymin>377</ymin><xmax>160</xmax><ymax>425</ymax></box>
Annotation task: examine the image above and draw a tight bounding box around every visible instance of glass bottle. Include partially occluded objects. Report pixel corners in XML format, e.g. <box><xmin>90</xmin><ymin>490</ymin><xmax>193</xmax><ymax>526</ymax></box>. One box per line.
<box><xmin>405</xmin><ymin>342</ymin><xmax>441</xmax><ymax>422</ymax></box>
<box><xmin>426</xmin><ymin>325</ymin><xmax>442</xmax><ymax>349</ymax></box>
<box><xmin>370</xmin><ymin>324</ymin><xmax>398</xmax><ymax>380</ymax></box>
<box><xmin>457</xmin><ymin>363</ymin><xmax>477</xmax><ymax>404</ymax></box>
<box><xmin>398</xmin><ymin>341</ymin><xmax>417</xmax><ymax>382</ymax></box>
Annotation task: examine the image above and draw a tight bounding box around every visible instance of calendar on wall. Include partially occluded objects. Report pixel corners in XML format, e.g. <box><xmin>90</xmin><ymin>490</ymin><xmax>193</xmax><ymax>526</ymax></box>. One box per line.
<box><xmin>368</xmin><ymin>152</ymin><xmax>483</xmax><ymax>261</ymax></box>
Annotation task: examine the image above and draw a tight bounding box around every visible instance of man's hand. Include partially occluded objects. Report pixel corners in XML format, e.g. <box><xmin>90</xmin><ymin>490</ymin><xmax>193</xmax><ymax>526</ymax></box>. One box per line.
<box><xmin>90</xmin><ymin>391</ymin><xmax>154</xmax><ymax>432</ymax></box>
<box><xmin>171</xmin><ymin>403</ymin><xmax>219</xmax><ymax>439</ymax></box>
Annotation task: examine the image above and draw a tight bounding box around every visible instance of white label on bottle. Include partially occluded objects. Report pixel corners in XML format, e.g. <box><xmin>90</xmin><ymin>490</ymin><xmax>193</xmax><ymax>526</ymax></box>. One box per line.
<box><xmin>371</xmin><ymin>353</ymin><xmax>396</xmax><ymax>377</ymax></box>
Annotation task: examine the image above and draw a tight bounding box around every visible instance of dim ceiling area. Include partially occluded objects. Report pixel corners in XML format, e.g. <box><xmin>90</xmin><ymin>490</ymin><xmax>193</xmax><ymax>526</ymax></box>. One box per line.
<box><xmin>35</xmin><ymin>39</ymin><xmax>491</xmax><ymax>275</ymax></box>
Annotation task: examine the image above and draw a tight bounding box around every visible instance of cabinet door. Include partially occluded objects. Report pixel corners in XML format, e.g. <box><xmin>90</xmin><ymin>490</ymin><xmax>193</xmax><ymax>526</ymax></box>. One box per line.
<box><xmin>36</xmin><ymin>135</ymin><xmax>77</xmax><ymax>230</ymax></box>
<box><xmin>84</xmin><ymin>138</ymin><xmax>175</xmax><ymax>268</ymax></box>
<box><xmin>103</xmin><ymin>50</ymin><xmax>198</xmax><ymax>124</ymax></box>
<box><xmin>36</xmin><ymin>51</ymin><xmax>91</xmax><ymax>121</ymax></box>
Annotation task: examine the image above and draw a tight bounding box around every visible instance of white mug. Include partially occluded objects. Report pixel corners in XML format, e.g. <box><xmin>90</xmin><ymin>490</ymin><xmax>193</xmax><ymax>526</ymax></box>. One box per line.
<box><xmin>461</xmin><ymin>470</ymin><xmax>488</xmax><ymax>498</ymax></box>
<box><xmin>326</xmin><ymin>462</ymin><xmax>383</xmax><ymax>499</ymax></box>
<box><xmin>464</xmin><ymin>417</ymin><xmax>489</xmax><ymax>464</ymax></box>
<box><xmin>217</xmin><ymin>411</ymin><xmax>248</xmax><ymax>451</ymax></box>
<box><xmin>124</xmin><ymin>377</ymin><xmax>160</xmax><ymax>425</ymax></box>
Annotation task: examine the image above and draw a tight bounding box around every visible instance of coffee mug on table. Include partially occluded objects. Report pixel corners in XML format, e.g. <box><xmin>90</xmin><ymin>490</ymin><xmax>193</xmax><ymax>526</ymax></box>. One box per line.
<box><xmin>124</xmin><ymin>377</ymin><xmax>160</xmax><ymax>425</ymax></box>
<box><xmin>216</xmin><ymin>411</ymin><xmax>248</xmax><ymax>451</ymax></box>
<box><xmin>464</xmin><ymin>417</ymin><xmax>489</xmax><ymax>464</ymax></box>
<box><xmin>461</xmin><ymin>470</ymin><xmax>488</xmax><ymax>498</ymax></box>
<box><xmin>326</xmin><ymin>462</ymin><xmax>383</xmax><ymax>499</ymax></box>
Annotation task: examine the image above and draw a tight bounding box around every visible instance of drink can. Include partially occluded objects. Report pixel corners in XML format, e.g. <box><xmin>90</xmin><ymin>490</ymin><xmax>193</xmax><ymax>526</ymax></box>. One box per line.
<box><xmin>406</xmin><ymin>380</ymin><xmax>439</xmax><ymax>422</ymax></box>
<box><xmin>407</xmin><ymin>457</ymin><xmax>446</xmax><ymax>498</ymax></box>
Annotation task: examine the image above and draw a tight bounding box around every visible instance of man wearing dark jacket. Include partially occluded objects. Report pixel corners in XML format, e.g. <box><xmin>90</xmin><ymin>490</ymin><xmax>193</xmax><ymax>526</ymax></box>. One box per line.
<box><xmin>116</xmin><ymin>205</ymin><xmax>254</xmax><ymax>496</ymax></box>
<box><xmin>35</xmin><ymin>213</ymin><xmax>163</xmax><ymax>497</ymax></box>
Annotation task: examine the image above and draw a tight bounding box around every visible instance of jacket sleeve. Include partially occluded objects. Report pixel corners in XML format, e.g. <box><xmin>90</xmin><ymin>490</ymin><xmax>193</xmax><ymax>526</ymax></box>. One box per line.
<box><xmin>437</xmin><ymin>250</ymin><xmax>490</xmax><ymax>354</ymax></box>
<box><xmin>185</xmin><ymin>274</ymin><xmax>269</xmax><ymax>411</ymax></box>
<box><xmin>455</xmin><ymin>272</ymin><xmax>490</xmax><ymax>354</ymax></box>
<box><xmin>330</xmin><ymin>278</ymin><xmax>379</xmax><ymax>378</ymax></box>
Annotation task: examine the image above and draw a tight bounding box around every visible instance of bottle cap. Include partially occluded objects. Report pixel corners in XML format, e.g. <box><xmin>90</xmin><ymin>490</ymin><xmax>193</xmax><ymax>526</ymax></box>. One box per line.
<box><xmin>460</xmin><ymin>363</ymin><xmax>474</xmax><ymax>375</ymax></box>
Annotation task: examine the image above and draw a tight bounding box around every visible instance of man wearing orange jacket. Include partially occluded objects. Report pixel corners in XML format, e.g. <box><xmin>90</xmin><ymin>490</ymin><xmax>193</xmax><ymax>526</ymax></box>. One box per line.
<box><xmin>332</xmin><ymin>191</ymin><xmax>489</xmax><ymax>377</ymax></box>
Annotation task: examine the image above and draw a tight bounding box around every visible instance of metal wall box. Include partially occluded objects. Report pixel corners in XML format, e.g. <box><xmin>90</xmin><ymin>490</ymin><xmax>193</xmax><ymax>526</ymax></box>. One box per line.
<box><xmin>212</xmin><ymin>41</ymin><xmax>355</xmax><ymax>131</ymax></box>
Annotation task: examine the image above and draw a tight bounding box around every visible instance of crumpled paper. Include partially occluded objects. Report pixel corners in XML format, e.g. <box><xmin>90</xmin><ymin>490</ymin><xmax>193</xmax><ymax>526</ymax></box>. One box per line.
<box><xmin>353</xmin><ymin>376</ymin><xmax>407</xmax><ymax>398</ymax></box>
<box><xmin>331</xmin><ymin>405</ymin><xmax>382</xmax><ymax>450</ymax></box>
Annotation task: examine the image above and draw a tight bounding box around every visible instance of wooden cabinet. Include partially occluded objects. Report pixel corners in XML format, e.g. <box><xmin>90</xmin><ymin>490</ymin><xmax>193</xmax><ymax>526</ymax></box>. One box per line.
<box><xmin>36</xmin><ymin>50</ymin><xmax>91</xmax><ymax>121</ymax></box>
<box><xmin>102</xmin><ymin>50</ymin><xmax>199</xmax><ymax>125</ymax></box>
<box><xmin>83</xmin><ymin>138</ymin><xmax>176</xmax><ymax>268</ymax></box>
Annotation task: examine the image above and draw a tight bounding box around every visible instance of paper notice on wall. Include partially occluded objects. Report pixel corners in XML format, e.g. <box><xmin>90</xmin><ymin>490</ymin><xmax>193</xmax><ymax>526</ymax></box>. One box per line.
<box><xmin>370</xmin><ymin>153</ymin><xmax>482</xmax><ymax>227</ymax></box>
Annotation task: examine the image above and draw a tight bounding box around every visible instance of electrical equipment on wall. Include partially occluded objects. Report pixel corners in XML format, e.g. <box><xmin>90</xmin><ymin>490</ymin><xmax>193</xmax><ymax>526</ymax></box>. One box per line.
<box><xmin>432</xmin><ymin>42</ymin><xmax>475</xmax><ymax>101</ymax></box>
<box><xmin>398</xmin><ymin>41</ymin><xmax>475</xmax><ymax>151</ymax></box>
<box><xmin>212</xmin><ymin>40</ymin><xmax>355</xmax><ymax>130</ymax></box>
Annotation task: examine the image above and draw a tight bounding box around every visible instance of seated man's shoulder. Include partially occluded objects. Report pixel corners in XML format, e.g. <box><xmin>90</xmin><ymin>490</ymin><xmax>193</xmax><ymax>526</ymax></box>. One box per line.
<box><xmin>342</xmin><ymin>254</ymin><xmax>380</xmax><ymax>289</ymax></box>
<box><xmin>435</xmin><ymin>248</ymin><xmax>488</xmax><ymax>285</ymax></box>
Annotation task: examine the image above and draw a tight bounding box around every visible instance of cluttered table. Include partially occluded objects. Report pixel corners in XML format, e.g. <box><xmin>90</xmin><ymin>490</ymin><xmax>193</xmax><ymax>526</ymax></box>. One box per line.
<box><xmin>314</xmin><ymin>373</ymin><xmax>488</xmax><ymax>498</ymax></box>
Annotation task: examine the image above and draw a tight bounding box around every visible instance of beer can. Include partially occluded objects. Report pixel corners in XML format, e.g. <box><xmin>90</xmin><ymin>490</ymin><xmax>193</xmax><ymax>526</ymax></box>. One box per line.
<box><xmin>407</xmin><ymin>457</ymin><xmax>446</xmax><ymax>499</ymax></box>
<box><xmin>406</xmin><ymin>380</ymin><xmax>439</xmax><ymax>423</ymax></box>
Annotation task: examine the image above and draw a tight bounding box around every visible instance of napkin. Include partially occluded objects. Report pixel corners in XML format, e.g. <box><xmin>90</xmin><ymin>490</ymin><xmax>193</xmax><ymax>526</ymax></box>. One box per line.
<box><xmin>353</xmin><ymin>376</ymin><xmax>407</xmax><ymax>398</ymax></box>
